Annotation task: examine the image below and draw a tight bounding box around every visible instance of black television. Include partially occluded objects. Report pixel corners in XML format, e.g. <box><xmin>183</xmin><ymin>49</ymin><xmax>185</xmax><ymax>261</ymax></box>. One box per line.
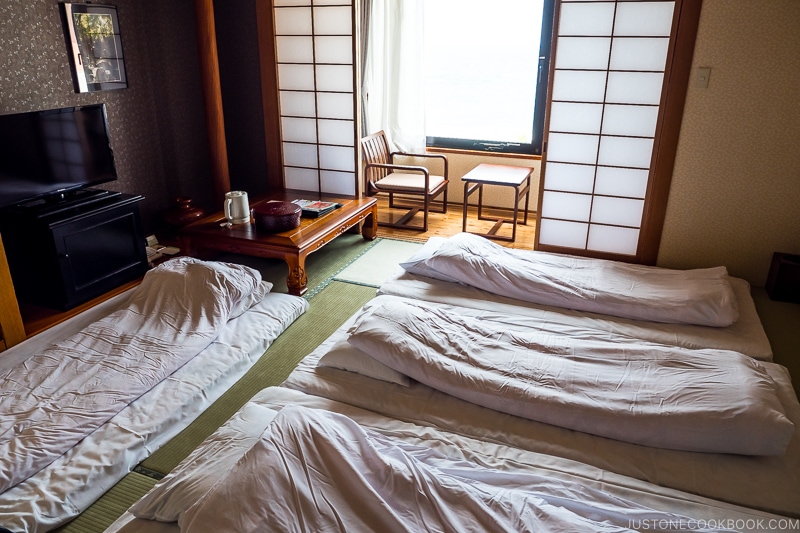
<box><xmin>0</xmin><ymin>104</ymin><xmax>117</xmax><ymax>210</ymax></box>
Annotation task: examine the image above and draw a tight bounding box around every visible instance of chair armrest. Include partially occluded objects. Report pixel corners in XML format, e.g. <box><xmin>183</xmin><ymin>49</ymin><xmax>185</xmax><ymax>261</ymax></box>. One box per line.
<box><xmin>365</xmin><ymin>162</ymin><xmax>430</xmax><ymax>179</ymax></box>
<box><xmin>391</xmin><ymin>151</ymin><xmax>448</xmax><ymax>178</ymax></box>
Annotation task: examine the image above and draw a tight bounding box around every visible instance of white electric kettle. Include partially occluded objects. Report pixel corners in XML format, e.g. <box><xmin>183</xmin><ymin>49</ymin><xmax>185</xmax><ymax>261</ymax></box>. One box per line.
<box><xmin>224</xmin><ymin>191</ymin><xmax>250</xmax><ymax>225</ymax></box>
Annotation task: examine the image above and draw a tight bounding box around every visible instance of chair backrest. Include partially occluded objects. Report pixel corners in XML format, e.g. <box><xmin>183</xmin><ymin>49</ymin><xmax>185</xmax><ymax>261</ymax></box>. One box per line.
<box><xmin>360</xmin><ymin>131</ymin><xmax>392</xmax><ymax>186</ymax></box>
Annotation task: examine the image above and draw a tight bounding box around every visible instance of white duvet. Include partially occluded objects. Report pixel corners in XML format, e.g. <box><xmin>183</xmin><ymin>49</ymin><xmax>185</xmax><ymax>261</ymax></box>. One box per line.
<box><xmin>177</xmin><ymin>404</ymin><xmax>734</xmax><ymax>533</ymax></box>
<box><xmin>0</xmin><ymin>257</ymin><xmax>266</xmax><ymax>493</ymax></box>
<box><xmin>346</xmin><ymin>299</ymin><xmax>794</xmax><ymax>456</ymax></box>
<box><xmin>402</xmin><ymin>233</ymin><xmax>739</xmax><ymax>327</ymax></box>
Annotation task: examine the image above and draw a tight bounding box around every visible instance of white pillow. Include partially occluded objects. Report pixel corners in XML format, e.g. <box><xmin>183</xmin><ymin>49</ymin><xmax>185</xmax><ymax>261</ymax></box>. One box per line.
<box><xmin>130</xmin><ymin>402</ymin><xmax>278</xmax><ymax>522</ymax></box>
<box><xmin>398</xmin><ymin>236</ymin><xmax>462</xmax><ymax>284</ymax></box>
<box><xmin>229</xmin><ymin>280</ymin><xmax>273</xmax><ymax>319</ymax></box>
<box><xmin>143</xmin><ymin>257</ymin><xmax>264</xmax><ymax>321</ymax></box>
<box><xmin>317</xmin><ymin>338</ymin><xmax>411</xmax><ymax>387</ymax></box>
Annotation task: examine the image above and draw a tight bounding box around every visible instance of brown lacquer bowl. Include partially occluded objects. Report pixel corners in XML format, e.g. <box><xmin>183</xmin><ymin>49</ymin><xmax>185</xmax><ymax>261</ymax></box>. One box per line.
<box><xmin>253</xmin><ymin>201</ymin><xmax>301</xmax><ymax>233</ymax></box>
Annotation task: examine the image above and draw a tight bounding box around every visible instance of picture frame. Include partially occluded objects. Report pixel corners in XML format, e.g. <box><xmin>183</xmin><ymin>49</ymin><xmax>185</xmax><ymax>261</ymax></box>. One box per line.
<box><xmin>61</xmin><ymin>3</ymin><xmax>127</xmax><ymax>93</ymax></box>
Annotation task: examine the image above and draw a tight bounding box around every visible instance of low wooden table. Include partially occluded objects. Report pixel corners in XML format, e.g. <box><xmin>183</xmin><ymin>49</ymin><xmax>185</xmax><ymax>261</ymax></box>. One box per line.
<box><xmin>461</xmin><ymin>163</ymin><xmax>533</xmax><ymax>243</ymax></box>
<box><xmin>180</xmin><ymin>191</ymin><xmax>377</xmax><ymax>296</ymax></box>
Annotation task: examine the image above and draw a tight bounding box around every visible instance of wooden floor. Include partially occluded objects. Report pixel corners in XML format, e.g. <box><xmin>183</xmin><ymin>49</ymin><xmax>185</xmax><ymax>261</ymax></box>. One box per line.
<box><xmin>374</xmin><ymin>197</ymin><xmax>537</xmax><ymax>250</ymax></box>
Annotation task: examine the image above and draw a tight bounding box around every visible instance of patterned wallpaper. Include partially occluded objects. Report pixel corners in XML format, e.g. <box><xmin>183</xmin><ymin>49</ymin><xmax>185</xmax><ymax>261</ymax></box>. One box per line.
<box><xmin>659</xmin><ymin>0</ymin><xmax>800</xmax><ymax>286</ymax></box>
<box><xmin>0</xmin><ymin>0</ymin><xmax>211</xmax><ymax>233</ymax></box>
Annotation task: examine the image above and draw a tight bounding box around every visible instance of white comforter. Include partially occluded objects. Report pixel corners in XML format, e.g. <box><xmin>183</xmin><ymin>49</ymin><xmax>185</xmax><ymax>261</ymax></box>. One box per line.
<box><xmin>0</xmin><ymin>257</ymin><xmax>266</xmax><ymax>493</ymax></box>
<box><xmin>346</xmin><ymin>299</ymin><xmax>794</xmax><ymax>456</ymax></box>
<box><xmin>402</xmin><ymin>233</ymin><xmax>739</xmax><ymax>327</ymax></box>
<box><xmin>177</xmin><ymin>404</ymin><xmax>734</xmax><ymax>533</ymax></box>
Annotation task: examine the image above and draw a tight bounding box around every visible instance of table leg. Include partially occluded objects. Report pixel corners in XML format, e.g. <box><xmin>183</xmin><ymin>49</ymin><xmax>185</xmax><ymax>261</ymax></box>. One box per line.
<box><xmin>285</xmin><ymin>252</ymin><xmax>308</xmax><ymax>296</ymax></box>
<box><xmin>362</xmin><ymin>203</ymin><xmax>378</xmax><ymax>241</ymax></box>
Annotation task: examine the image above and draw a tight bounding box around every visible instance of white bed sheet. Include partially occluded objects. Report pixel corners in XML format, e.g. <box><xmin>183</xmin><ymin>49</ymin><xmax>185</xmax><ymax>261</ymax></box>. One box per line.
<box><xmin>379</xmin><ymin>269</ymin><xmax>774</xmax><ymax>361</ymax></box>
<box><xmin>283</xmin><ymin>294</ymin><xmax>800</xmax><ymax>517</ymax></box>
<box><xmin>0</xmin><ymin>290</ymin><xmax>308</xmax><ymax>533</ymax></box>
<box><xmin>107</xmin><ymin>387</ymin><xmax>798</xmax><ymax>533</ymax></box>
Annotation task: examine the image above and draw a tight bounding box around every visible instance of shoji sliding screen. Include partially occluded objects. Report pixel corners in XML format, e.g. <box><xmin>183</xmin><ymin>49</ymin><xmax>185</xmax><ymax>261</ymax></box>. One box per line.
<box><xmin>536</xmin><ymin>0</ymin><xmax>697</xmax><ymax>262</ymax></box>
<box><xmin>273</xmin><ymin>0</ymin><xmax>358</xmax><ymax>196</ymax></box>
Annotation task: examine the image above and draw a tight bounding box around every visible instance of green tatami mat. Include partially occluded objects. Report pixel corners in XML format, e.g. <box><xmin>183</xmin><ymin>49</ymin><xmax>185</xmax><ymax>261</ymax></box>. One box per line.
<box><xmin>54</xmin><ymin>472</ymin><xmax>157</xmax><ymax>533</ymax></box>
<box><xmin>139</xmin><ymin>280</ymin><xmax>377</xmax><ymax>475</ymax></box>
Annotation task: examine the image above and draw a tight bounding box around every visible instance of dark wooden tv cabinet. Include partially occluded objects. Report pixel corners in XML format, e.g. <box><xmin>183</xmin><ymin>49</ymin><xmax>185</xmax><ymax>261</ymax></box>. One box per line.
<box><xmin>0</xmin><ymin>192</ymin><xmax>148</xmax><ymax>311</ymax></box>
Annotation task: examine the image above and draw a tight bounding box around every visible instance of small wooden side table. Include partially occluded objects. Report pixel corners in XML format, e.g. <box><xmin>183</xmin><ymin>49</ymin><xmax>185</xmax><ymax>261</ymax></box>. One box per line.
<box><xmin>461</xmin><ymin>164</ymin><xmax>533</xmax><ymax>243</ymax></box>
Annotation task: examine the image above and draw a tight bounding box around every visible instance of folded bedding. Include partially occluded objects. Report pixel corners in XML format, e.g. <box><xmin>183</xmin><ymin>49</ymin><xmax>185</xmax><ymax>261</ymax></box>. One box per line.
<box><xmin>112</xmin><ymin>387</ymin><xmax>793</xmax><ymax>533</ymax></box>
<box><xmin>0</xmin><ymin>257</ymin><xmax>269</xmax><ymax>494</ymax></box>
<box><xmin>401</xmin><ymin>233</ymin><xmax>739</xmax><ymax>327</ymax></box>
<box><xmin>345</xmin><ymin>299</ymin><xmax>794</xmax><ymax>456</ymax></box>
<box><xmin>177</xmin><ymin>405</ymin><xmax>741</xmax><ymax>532</ymax></box>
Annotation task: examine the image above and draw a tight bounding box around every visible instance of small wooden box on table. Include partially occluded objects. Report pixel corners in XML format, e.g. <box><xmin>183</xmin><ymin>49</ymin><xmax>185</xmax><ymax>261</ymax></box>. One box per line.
<box><xmin>462</xmin><ymin>164</ymin><xmax>533</xmax><ymax>243</ymax></box>
<box><xmin>179</xmin><ymin>191</ymin><xmax>377</xmax><ymax>296</ymax></box>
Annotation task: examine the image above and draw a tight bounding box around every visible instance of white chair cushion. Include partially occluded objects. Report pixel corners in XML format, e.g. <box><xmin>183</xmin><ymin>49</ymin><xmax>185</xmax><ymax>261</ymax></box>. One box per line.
<box><xmin>374</xmin><ymin>172</ymin><xmax>445</xmax><ymax>193</ymax></box>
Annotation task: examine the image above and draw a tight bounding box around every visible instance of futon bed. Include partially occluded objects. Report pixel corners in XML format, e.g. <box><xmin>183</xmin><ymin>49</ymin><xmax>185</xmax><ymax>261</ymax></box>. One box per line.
<box><xmin>0</xmin><ymin>257</ymin><xmax>308</xmax><ymax>533</ymax></box>
<box><xmin>107</xmin><ymin>234</ymin><xmax>799</xmax><ymax>532</ymax></box>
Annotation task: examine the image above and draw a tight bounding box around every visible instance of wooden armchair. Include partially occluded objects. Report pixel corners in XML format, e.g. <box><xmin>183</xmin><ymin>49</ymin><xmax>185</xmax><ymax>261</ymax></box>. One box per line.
<box><xmin>360</xmin><ymin>131</ymin><xmax>448</xmax><ymax>232</ymax></box>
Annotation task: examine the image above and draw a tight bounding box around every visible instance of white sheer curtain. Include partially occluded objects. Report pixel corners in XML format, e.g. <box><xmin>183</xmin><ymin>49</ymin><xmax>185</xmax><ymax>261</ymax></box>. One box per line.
<box><xmin>362</xmin><ymin>0</ymin><xmax>426</xmax><ymax>152</ymax></box>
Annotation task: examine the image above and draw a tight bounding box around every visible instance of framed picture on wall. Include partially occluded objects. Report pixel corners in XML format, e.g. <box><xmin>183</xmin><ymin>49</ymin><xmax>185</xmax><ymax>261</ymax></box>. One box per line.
<box><xmin>61</xmin><ymin>3</ymin><xmax>127</xmax><ymax>93</ymax></box>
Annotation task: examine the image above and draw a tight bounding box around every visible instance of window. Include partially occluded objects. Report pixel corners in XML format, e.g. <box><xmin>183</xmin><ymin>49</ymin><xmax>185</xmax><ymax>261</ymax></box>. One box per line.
<box><xmin>423</xmin><ymin>0</ymin><xmax>554</xmax><ymax>155</ymax></box>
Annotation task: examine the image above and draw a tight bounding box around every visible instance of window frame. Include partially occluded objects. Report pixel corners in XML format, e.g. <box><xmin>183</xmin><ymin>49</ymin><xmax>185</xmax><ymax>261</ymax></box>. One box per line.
<box><xmin>424</xmin><ymin>0</ymin><xmax>555</xmax><ymax>156</ymax></box>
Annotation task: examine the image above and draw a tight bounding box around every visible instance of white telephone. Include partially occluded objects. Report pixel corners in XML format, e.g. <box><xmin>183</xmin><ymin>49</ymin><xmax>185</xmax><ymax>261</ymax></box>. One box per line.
<box><xmin>145</xmin><ymin>235</ymin><xmax>179</xmax><ymax>262</ymax></box>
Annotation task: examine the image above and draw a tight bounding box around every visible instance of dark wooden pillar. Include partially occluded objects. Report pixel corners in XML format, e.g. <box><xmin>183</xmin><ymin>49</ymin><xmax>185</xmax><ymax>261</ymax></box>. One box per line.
<box><xmin>195</xmin><ymin>0</ymin><xmax>230</xmax><ymax>203</ymax></box>
<box><xmin>256</xmin><ymin>0</ymin><xmax>284</xmax><ymax>191</ymax></box>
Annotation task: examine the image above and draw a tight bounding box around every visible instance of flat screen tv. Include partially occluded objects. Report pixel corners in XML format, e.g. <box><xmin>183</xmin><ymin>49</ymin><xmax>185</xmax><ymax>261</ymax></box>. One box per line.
<box><xmin>0</xmin><ymin>104</ymin><xmax>117</xmax><ymax>210</ymax></box>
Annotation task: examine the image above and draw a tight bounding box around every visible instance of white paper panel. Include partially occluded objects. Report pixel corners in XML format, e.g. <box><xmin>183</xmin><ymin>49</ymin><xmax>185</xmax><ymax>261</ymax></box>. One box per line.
<box><xmin>587</xmin><ymin>224</ymin><xmax>640</xmax><ymax>255</ymax></box>
<box><xmin>558</xmin><ymin>2</ymin><xmax>615</xmax><ymax>36</ymax></box>
<box><xmin>551</xmin><ymin>70</ymin><xmax>607</xmax><ymax>103</ymax></box>
<box><xmin>278</xmin><ymin>64</ymin><xmax>315</xmax><ymax>91</ymax></box>
<box><xmin>549</xmin><ymin>102</ymin><xmax>603</xmax><ymax>134</ymax></box>
<box><xmin>541</xmin><ymin>191</ymin><xmax>592</xmax><ymax>222</ymax></box>
<box><xmin>317</xmin><ymin>92</ymin><xmax>354</xmax><ymax>120</ymax></box>
<box><xmin>591</xmin><ymin>196</ymin><xmax>645</xmax><ymax>226</ymax></box>
<box><xmin>315</xmin><ymin>0</ymin><xmax>351</xmax><ymax>4</ymax></box>
<box><xmin>284</xmin><ymin>166</ymin><xmax>319</xmax><ymax>191</ymax></box>
<box><xmin>547</xmin><ymin>133</ymin><xmax>599</xmax><ymax>165</ymax></box>
<box><xmin>274</xmin><ymin>0</ymin><xmax>311</xmax><ymax>6</ymax></box>
<box><xmin>318</xmin><ymin>119</ymin><xmax>353</xmax><ymax>146</ymax></box>
<box><xmin>606</xmin><ymin>72</ymin><xmax>664</xmax><ymax>105</ymax></box>
<box><xmin>315</xmin><ymin>36</ymin><xmax>352</xmax><ymax>64</ymax></box>
<box><xmin>321</xmin><ymin>170</ymin><xmax>356</xmax><ymax>196</ymax></box>
<box><xmin>313</xmin><ymin>6</ymin><xmax>352</xmax><ymax>35</ymax></box>
<box><xmin>598</xmin><ymin>136</ymin><xmax>654</xmax><ymax>168</ymax></box>
<box><xmin>554</xmin><ymin>38</ymin><xmax>611</xmax><ymax>70</ymax></box>
<box><xmin>538</xmin><ymin>219</ymin><xmax>588</xmax><ymax>249</ymax></box>
<box><xmin>594</xmin><ymin>166</ymin><xmax>650</xmax><ymax>198</ymax></box>
<box><xmin>319</xmin><ymin>145</ymin><xmax>355</xmax><ymax>172</ymax></box>
<box><xmin>601</xmin><ymin>104</ymin><xmax>659</xmax><ymax>137</ymax></box>
<box><xmin>615</xmin><ymin>2</ymin><xmax>675</xmax><ymax>37</ymax></box>
<box><xmin>279</xmin><ymin>91</ymin><xmax>316</xmax><ymax>117</ymax></box>
<box><xmin>281</xmin><ymin>117</ymin><xmax>317</xmax><ymax>143</ymax></box>
<box><xmin>610</xmin><ymin>38</ymin><xmax>670</xmax><ymax>71</ymax></box>
<box><xmin>276</xmin><ymin>36</ymin><xmax>314</xmax><ymax>63</ymax></box>
<box><xmin>315</xmin><ymin>65</ymin><xmax>353</xmax><ymax>92</ymax></box>
<box><xmin>274</xmin><ymin>7</ymin><xmax>312</xmax><ymax>35</ymax></box>
<box><xmin>283</xmin><ymin>142</ymin><xmax>318</xmax><ymax>167</ymax></box>
<box><xmin>543</xmin><ymin>162</ymin><xmax>595</xmax><ymax>194</ymax></box>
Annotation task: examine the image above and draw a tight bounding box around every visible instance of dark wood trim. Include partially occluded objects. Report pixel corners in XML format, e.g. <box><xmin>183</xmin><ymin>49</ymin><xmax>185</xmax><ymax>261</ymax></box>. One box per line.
<box><xmin>194</xmin><ymin>0</ymin><xmax>230</xmax><ymax>203</ymax></box>
<box><xmin>637</xmin><ymin>0</ymin><xmax>703</xmax><ymax>264</ymax></box>
<box><xmin>256</xmin><ymin>0</ymin><xmax>284</xmax><ymax>191</ymax></box>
